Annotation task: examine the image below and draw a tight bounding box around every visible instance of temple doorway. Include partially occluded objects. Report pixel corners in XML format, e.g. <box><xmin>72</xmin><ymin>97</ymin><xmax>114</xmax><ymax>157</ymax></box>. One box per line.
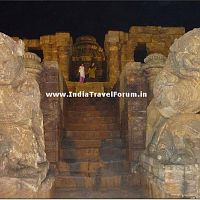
<box><xmin>70</xmin><ymin>35</ymin><xmax>107</xmax><ymax>82</ymax></box>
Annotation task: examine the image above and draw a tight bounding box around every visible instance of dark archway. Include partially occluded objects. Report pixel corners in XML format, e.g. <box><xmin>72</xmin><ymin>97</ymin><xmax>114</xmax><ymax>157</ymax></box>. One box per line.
<box><xmin>134</xmin><ymin>43</ymin><xmax>148</xmax><ymax>63</ymax></box>
<box><xmin>28</xmin><ymin>48</ymin><xmax>44</xmax><ymax>61</ymax></box>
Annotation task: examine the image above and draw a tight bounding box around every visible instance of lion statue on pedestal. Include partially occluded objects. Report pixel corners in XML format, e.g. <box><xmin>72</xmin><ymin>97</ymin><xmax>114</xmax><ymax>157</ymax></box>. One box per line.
<box><xmin>146</xmin><ymin>28</ymin><xmax>200</xmax><ymax>165</ymax></box>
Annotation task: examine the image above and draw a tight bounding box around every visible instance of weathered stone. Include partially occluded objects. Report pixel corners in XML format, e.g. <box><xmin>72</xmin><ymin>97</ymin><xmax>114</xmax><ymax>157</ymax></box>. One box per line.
<box><xmin>140</xmin><ymin>153</ymin><xmax>200</xmax><ymax>198</ymax></box>
<box><xmin>23</xmin><ymin>52</ymin><xmax>42</xmax><ymax>79</ymax></box>
<box><xmin>145</xmin><ymin>29</ymin><xmax>200</xmax><ymax>160</ymax></box>
<box><xmin>159</xmin><ymin>27</ymin><xmax>185</xmax><ymax>35</ymax></box>
<box><xmin>142</xmin><ymin>53</ymin><xmax>166</xmax><ymax>103</ymax></box>
<box><xmin>129</xmin><ymin>26</ymin><xmax>161</xmax><ymax>34</ymax></box>
<box><xmin>129</xmin><ymin>33</ymin><xmax>152</xmax><ymax>43</ymax></box>
<box><xmin>40</xmin><ymin>61</ymin><xmax>61</xmax><ymax>163</ymax></box>
<box><xmin>0</xmin><ymin>32</ymin><xmax>54</xmax><ymax>196</ymax></box>
<box><xmin>140</xmin><ymin>28</ymin><xmax>200</xmax><ymax>199</ymax></box>
<box><xmin>119</xmin><ymin>62</ymin><xmax>147</xmax><ymax>164</ymax></box>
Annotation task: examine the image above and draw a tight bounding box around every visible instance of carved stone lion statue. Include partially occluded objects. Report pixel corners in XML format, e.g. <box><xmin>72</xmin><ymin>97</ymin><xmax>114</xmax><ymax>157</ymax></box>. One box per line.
<box><xmin>0</xmin><ymin>33</ymin><xmax>48</xmax><ymax>181</ymax></box>
<box><xmin>146</xmin><ymin>28</ymin><xmax>200</xmax><ymax>165</ymax></box>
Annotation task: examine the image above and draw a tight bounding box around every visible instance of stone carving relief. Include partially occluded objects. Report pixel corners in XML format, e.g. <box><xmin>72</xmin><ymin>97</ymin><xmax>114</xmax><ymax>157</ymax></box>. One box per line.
<box><xmin>0</xmin><ymin>33</ymin><xmax>49</xmax><ymax>190</ymax></box>
<box><xmin>142</xmin><ymin>53</ymin><xmax>166</xmax><ymax>103</ymax></box>
<box><xmin>146</xmin><ymin>28</ymin><xmax>200</xmax><ymax>165</ymax></box>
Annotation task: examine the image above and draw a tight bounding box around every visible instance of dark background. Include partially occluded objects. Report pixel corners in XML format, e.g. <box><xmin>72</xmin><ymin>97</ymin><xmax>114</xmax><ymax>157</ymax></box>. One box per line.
<box><xmin>0</xmin><ymin>1</ymin><xmax>200</xmax><ymax>46</ymax></box>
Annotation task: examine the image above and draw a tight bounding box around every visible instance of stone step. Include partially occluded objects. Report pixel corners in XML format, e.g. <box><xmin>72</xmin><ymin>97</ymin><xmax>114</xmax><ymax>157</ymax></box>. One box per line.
<box><xmin>65</xmin><ymin>116</ymin><xmax>118</xmax><ymax>124</ymax></box>
<box><xmin>100</xmin><ymin>147</ymin><xmax>126</xmax><ymax>162</ymax></box>
<box><xmin>60</xmin><ymin>148</ymin><xmax>126</xmax><ymax>162</ymax></box>
<box><xmin>64</xmin><ymin>110</ymin><xmax>116</xmax><ymax>118</ymax></box>
<box><xmin>61</xmin><ymin>138</ymin><xmax>125</xmax><ymax>149</ymax></box>
<box><xmin>55</xmin><ymin>173</ymin><xmax>135</xmax><ymax>190</ymax></box>
<box><xmin>64</xmin><ymin>123</ymin><xmax>119</xmax><ymax>131</ymax></box>
<box><xmin>58</xmin><ymin>160</ymin><xmax>129</xmax><ymax>175</ymax></box>
<box><xmin>66</xmin><ymin>105</ymin><xmax>115</xmax><ymax>112</ymax></box>
<box><xmin>64</xmin><ymin>130</ymin><xmax>121</xmax><ymax>140</ymax></box>
<box><xmin>65</xmin><ymin>98</ymin><xmax>115</xmax><ymax>105</ymax></box>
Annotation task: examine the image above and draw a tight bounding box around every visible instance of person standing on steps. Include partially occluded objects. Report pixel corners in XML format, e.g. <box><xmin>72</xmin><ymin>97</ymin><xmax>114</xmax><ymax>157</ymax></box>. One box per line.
<box><xmin>87</xmin><ymin>62</ymin><xmax>96</xmax><ymax>82</ymax></box>
<box><xmin>79</xmin><ymin>63</ymin><xmax>85</xmax><ymax>83</ymax></box>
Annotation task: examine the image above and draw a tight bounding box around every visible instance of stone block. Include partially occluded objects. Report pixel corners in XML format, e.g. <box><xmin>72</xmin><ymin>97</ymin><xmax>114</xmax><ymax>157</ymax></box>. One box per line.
<box><xmin>99</xmin><ymin>175</ymin><xmax>121</xmax><ymax>188</ymax></box>
<box><xmin>159</xmin><ymin>27</ymin><xmax>185</xmax><ymax>35</ymax></box>
<box><xmin>129</xmin><ymin>26</ymin><xmax>161</xmax><ymax>34</ymax></box>
<box><xmin>40</xmin><ymin>35</ymin><xmax>55</xmax><ymax>45</ymax></box>
<box><xmin>61</xmin><ymin>148</ymin><xmax>100</xmax><ymax>161</ymax></box>
<box><xmin>46</xmin><ymin>149</ymin><xmax>58</xmax><ymax>162</ymax></box>
<box><xmin>147</xmin><ymin>42</ymin><xmax>166</xmax><ymax>52</ymax></box>
<box><xmin>55</xmin><ymin>32</ymin><xmax>71</xmax><ymax>46</ymax></box>
<box><xmin>105</xmin><ymin>31</ymin><xmax>120</xmax><ymax>43</ymax></box>
<box><xmin>27</xmin><ymin>39</ymin><xmax>41</xmax><ymax>48</ymax></box>
<box><xmin>55</xmin><ymin>175</ymin><xmax>95</xmax><ymax>190</ymax></box>
<box><xmin>129</xmin><ymin>33</ymin><xmax>152</xmax><ymax>43</ymax></box>
<box><xmin>140</xmin><ymin>153</ymin><xmax>200</xmax><ymax>198</ymax></box>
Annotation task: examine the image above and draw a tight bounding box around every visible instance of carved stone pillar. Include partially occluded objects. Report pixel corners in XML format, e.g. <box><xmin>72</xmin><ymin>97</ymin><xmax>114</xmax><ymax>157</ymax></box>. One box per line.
<box><xmin>56</xmin><ymin>33</ymin><xmax>72</xmax><ymax>81</ymax></box>
<box><xmin>40</xmin><ymin>61</ymin><xmax>62</xmax><ymax>165</ymax></box>
<box><xmin>23</xmin><ymin>53</ymin><xmax>61</xmax><ymax>166</ymax></box>
<box><xmin>142</xmin><ymin>53</ymin><xmax>166</xmax><ymax>104</ymax></box>
<box><xmin>120</xmin><ymin>41</ymin><xmax>133</xmax><ymax>70</ymax></box>
<box><xmin>119</xmin><ymin>62</ymin><xmax>148</xmax><ymax>165</ymax></box>
<box><xmin>104</xmin><ymin>31</ymin><xmax>121</xmax><ymax>86</ymax></box>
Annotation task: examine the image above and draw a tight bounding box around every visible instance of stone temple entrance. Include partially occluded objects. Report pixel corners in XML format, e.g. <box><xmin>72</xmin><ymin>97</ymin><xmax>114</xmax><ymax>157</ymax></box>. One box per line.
<box><xmin>1</xmin><ymin>25</ymin><xmax>191</xmax><ymax>198</ymax></box>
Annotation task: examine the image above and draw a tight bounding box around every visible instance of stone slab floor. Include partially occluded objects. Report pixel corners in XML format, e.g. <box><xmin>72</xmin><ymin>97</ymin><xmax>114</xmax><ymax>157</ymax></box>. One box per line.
<box><xmin>53</xmin><ymin>187</ymin><xmax>147</xmax><ymax>198</ymax></box>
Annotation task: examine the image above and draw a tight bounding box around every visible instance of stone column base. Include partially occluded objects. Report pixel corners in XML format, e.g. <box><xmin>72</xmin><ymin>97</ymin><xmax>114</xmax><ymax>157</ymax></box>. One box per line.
<box><xmin>0</xmin><ymin>173</ymin><xmax>55</xmax><ymax>198</ymax></box>
<box><xmin>139</xmin><ymin>152</ymin><xmax>200</xmax><ymax>198</ymax></box>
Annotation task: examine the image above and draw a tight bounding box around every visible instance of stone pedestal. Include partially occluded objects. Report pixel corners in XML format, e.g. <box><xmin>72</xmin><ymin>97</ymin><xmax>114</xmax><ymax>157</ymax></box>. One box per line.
<box><xmin>140</xmin><ymin>152</ymin><xmax>200</xmax><ymax>198</ymax></box>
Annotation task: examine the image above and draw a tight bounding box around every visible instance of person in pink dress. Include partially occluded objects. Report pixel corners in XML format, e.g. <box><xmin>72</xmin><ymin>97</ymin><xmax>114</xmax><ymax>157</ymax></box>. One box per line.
<box><xmin>79</xmin><ymin>63</ymin><xmax>85</xmax><ymax>83</ymax></box>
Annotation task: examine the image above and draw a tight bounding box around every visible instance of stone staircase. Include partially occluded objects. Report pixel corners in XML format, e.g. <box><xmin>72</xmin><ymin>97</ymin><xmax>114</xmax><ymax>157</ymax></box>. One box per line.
<box><xmin>55</xmin><ymin>97</ymin><xmax>132</xmax><ymax>191</ymax></box>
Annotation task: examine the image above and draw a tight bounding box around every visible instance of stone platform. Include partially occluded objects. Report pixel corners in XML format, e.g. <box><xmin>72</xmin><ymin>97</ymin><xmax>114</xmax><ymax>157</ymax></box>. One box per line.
<box><xmin>66</xmin><ymin>81</ymin><xmax>105</xmax><ymax>93</ymax></box>
<box><xmin>139</xmin><ymin>152</ymin><xmax>200</xmax><ymax>198</ymax></box>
